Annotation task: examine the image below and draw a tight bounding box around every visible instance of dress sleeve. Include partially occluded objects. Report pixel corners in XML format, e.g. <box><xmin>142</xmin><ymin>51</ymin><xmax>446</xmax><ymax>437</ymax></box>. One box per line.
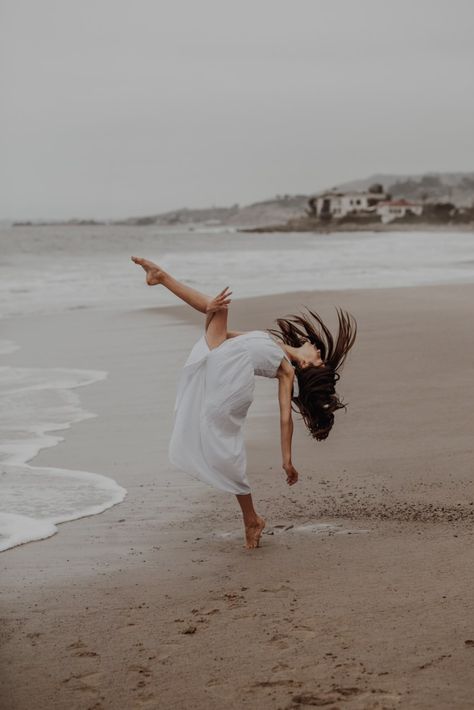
<box><xmin>267</xmin><ymin>336</ymin><xmax>299</xmax><ymax>397</ymax></box>
<box><xmin>268</xmin><ymin>339</ymin><xmax>291</xmax><ymax>374</ymax></box>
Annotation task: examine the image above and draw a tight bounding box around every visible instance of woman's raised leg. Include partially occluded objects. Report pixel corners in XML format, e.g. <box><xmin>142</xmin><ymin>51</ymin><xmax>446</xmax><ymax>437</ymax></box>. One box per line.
<box><xmin>236</xmin><ymin>494</ymin><xmax>266</xmax><ymax>549</ymax></box>
<box><xmin>131</xmin><ymin>256</ymin><xmax>230</xmax><ymax>314</ymax></box>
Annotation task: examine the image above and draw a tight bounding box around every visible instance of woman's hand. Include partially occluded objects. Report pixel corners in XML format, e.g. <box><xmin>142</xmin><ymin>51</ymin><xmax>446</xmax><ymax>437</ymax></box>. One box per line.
<box><xmin>283</xmin><ymin>462</ymin><xmax>299</xmax><ymax>486</ymax></box>
<box><xmin>206</xmin><ymin>287</ymin><xmax>232</xmax><ymax>314</ymax></box>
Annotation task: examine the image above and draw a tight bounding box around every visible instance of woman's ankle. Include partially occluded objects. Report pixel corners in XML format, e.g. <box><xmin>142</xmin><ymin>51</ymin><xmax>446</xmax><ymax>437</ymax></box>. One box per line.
<box><xmin>244</xmin><ymin>515</ymin><xmax>260</xmax><ymax>527</ymax></box>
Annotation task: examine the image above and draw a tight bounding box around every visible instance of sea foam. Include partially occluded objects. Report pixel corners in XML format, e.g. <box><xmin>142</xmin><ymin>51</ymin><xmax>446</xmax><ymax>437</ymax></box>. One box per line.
<box><xmin>0</xmin><ymin>348</ymin><xmax>126</xmax><ymax>553</ymax></box>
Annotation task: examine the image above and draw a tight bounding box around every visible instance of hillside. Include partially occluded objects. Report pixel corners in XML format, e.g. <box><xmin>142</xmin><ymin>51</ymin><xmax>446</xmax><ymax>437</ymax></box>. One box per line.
<box><xmin>113</xmin><ymin>195</ymin><xmax>308</xmax><ymax>228</ymax></box>
<box><xmin>115</xmin><ymin>173</ymin><xmax>474</xmax><ymax>228</ymax></box>
<box><xmin>337</xmin><ymin>172</ymin><xmax>474</xmax><ymax>207</ymax></box>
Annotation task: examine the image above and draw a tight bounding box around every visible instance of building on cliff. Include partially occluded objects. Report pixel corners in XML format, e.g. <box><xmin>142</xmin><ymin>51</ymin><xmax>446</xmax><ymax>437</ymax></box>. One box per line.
<box><xmin>307</xmin><ymin>184</ymin><xmax>389</xmax><ymax>220</ymax></box>
<box><xmin>376</xmin><ymin>199</ymin><xmax>424</xmax><ymax>223</ymax></box>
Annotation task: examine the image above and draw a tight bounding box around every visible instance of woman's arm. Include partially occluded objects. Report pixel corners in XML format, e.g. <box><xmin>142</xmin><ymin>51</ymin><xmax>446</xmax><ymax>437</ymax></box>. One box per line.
<box><xmin>204</xmin><ymin>288</ymin><xmax>234</xmax><ymax>346</ymax></box>
<box><xmin>277</xmin><ymin>367</ymin><xmax>299</xmax><ymax>486</ymax></box>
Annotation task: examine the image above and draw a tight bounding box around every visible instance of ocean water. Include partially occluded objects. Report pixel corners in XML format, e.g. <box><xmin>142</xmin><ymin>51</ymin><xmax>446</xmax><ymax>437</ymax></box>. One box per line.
<box><xmin>1</xmin><ymin>224</ymin><xmax>473</xmax><ymax>551</ymax></box>
<box><xmin>0</xmin><ymin>345</ymin><xmax>126</xmax><ymax>552</ymax></box>
<box><xmin>1</xmin><ymin>225</ymin><xmax>473</xmax><ymax>317</ymax></box>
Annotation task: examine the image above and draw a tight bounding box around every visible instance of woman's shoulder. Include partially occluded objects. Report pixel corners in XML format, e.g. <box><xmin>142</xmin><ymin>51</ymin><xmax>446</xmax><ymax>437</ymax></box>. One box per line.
<box><xmin>234</xmin><ymin>329</ymin><xmax>270</xmax><ymax>340</ymax></box>
<box><xmin>246</xmin><ymin>330</ymin><xmax>285</xmax><ymax>349</ymax></box>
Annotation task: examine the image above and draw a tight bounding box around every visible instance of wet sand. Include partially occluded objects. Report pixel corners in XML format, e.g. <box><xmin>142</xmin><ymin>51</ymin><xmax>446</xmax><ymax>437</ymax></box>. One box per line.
<box><xmin>1</xmin><ymin>283</ymin><xmax>474</xmax><ymax>709</ymax></box>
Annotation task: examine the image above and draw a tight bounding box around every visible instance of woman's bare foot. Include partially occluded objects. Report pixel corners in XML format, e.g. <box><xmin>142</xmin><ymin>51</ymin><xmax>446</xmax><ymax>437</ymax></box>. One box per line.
<box><xmin>131</xmin><ymin>256</ymin><xmax>165</xmax><ymax>286</ymax></box>
<box><xmin>244</xmin><ymin>515</ymin><xmax>266</xmax><ymax>550</ymax></box>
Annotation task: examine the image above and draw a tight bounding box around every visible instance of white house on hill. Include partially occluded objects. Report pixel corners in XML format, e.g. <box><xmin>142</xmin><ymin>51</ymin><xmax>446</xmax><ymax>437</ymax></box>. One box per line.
<box><xmin>310</xmin><ymin>188</ymin><xmax>388</xmax><ymax>219</ymax></box>
<box><xmin>376</xmin><ymin>199</ymin><xmax>423</xmax><ymax>223</ymax></box>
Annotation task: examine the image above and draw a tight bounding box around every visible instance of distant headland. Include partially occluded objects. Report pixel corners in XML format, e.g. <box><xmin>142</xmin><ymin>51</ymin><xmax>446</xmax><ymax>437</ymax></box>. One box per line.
<box><xmin>12</xmin><ymin>172</ymin><xmax>474</xmax><ymax>231</ymax></box>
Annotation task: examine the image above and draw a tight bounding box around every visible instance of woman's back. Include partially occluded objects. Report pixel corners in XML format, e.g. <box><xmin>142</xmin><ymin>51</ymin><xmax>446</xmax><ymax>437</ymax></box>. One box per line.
<box><xmin>213</xmin><ymin>330</ymin><xmax>289</xmax><ymax>378</ymax></box>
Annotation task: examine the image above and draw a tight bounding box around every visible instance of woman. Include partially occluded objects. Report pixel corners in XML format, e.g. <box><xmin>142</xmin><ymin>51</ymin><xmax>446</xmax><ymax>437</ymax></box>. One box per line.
<box><xmin>132</xmin><ymin>256</ymin><xmax>356</xmax><ymax>550</ymax></box>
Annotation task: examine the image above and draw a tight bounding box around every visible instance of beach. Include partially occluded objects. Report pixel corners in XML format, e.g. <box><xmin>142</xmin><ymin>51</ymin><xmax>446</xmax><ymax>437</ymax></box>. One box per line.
<box><xmin>1</xmin><ymin>281</ymin><xmax>474</xmax><ymax>709</ymax></box>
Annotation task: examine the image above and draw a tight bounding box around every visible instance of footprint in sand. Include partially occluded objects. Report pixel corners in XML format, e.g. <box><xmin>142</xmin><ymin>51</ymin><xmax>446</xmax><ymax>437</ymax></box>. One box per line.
<box><xmin>68</xmin><ymin>639</ymin><xmax>86</xmax><ymax>650</ymax></box>
<box><xmin>271</xmin><ymin>662</ymin><xmax>290</xmax><ymax>672</ymax></box>
<box><xmin>77</xmin><ymin>671</ymin><xmax>103</xmax><ymax>688</ymax></box>
<box><xmin>129</xmin><ymin>663</ymin><xmax>152</xmax><ymax>677</ymax></box>
<box><xmin>62</xmin><ymin>670</ymin><xmax>104</xmax><ymax>700</ymax></box>
<box><xmin>253</xmin><ymin>679</ymin><xmax>301</xmax><ymax>689</ymax></box>
<box><xmin>128</xmin><ymin>664</ymin><xmax>156</xmax><ymax>708</ymax></box>
<box><xmin>67</xmin><ymin>639</ymin><xmax>99</xmax><ymax>658</ymax></box>
<box><xmin>259</xmin><ymin>584</ymin><xmax>294</xmax><ymax>594</ymax></box>
<box><xmin>73</xmin><ymin>650</ymin><xmax>99</xmax><ymax>657</ymax></box>
<box><xmin>292</xmin><ymin>624</ymin><xmax>317</xmax><ymax>640</ymax></box>
<box><xmin>26</xmin><ymin>631</ymin><xmax>42</xmax><ymax>646</ymax></box>
<box><xmin>268</xmin><ymin>633</ymin><xmax>290</xmax><ymax>650</ymax></box>
<box><xmin>191</xmin><ymin>607</ymin><xmax>220</xmax><ymax>617</ymax></box>
<box><xmin>290</xmin><ymin>686</ymin><xmax>401</xmax><ymax>709</ymax></box>
<box><xmin>222</xmin><ymin>592</ymin><xmax>246</xmax><ymax>608</ymax></box>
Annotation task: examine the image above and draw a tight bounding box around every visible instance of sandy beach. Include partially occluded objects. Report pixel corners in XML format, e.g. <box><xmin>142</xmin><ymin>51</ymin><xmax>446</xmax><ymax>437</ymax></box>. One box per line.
<box><xmin>1</xmin><ymin>283</ymin><xmax>474</xmax><ymax>709</ymax></box>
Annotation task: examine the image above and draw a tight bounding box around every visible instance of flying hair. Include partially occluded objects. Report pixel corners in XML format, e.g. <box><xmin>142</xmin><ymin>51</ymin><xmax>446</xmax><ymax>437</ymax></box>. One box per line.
<box><xmin>267</xmin><ymin>307</ymin><xmax>357</xmax><ymax>440</ymax></box>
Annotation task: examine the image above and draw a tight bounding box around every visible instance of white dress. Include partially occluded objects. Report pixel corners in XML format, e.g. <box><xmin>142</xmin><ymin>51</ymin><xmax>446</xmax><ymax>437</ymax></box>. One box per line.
<box><xmin>168</xmin><ymin>330</ymin><xmax>293</xmax><ymax>495</ymax></box>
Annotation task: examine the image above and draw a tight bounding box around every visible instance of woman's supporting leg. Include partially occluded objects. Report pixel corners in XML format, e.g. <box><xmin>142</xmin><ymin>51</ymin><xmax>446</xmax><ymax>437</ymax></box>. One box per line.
<box><xmin>236</xmin><ymin>494</ymin><xmax>266</xmax><ymax>549</ymax></box>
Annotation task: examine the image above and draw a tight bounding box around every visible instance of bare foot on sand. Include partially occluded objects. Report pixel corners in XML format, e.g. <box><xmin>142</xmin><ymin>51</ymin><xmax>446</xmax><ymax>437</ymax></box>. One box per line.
<box><xmin>245</xmin><ymin>516</ymin><xmax>266</xmax><ymax>550</ymax></box>
<box><xmin>131</xmin><ymin>256</ymin><xmax>165</xmax><ymax>286</ymax></box>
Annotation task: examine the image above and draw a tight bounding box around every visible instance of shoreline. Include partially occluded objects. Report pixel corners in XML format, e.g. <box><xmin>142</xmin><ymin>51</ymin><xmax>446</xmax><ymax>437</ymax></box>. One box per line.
<box><xmin>7</xmin><ymin>220</ymin><xmax>474</xmax><ymax>233</ymax></box>
<box><xmin>240</xmin><ymin>221</ymin><xmax>474</xmax><ymax>233</ymax></box>
<box><xmin>1</xmin><ymin>283</ymin><xmax>474</xmax><ymax>708</ymax></box>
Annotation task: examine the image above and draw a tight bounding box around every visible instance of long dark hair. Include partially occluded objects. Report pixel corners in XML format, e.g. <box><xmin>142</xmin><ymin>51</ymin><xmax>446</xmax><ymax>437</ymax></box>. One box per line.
<box><xmin>267</xmin><ymin>307</ymin><xmax>357</xmax><ymax>440</ymax></box>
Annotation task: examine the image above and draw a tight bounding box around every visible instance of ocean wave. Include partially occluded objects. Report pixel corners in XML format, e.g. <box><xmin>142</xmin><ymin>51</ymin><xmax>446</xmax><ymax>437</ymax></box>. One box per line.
<box><xmin>0</xmin><ymin>347</ymin><xmax>126</xmax><ymax>553</ymax></box>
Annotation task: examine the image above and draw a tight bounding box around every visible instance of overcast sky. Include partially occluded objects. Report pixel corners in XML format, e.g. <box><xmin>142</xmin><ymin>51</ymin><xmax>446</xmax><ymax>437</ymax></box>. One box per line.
<box><xmin>1</xmin><ymin>0</ymin><xmax>473</xmax><ymax>220</ymax></box>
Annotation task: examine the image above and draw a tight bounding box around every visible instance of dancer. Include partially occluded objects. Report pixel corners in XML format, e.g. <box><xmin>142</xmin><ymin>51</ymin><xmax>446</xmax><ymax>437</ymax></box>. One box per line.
<box><xmin>132</xmin><ymin>257</ymin><xmax>356</xmax><ymax>549</ymax></box>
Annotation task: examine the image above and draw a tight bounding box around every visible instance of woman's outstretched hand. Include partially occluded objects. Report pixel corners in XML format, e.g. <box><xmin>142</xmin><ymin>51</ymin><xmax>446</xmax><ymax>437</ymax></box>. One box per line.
<box><xmin>206</xmin><ymin>287</ymin><xmax>232</xmax><ymax>314</ymax></box>
<box><xmin>283</xmin><ymin>462</ymin><xmax>299</xmax><ymax>486</ymax></box>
